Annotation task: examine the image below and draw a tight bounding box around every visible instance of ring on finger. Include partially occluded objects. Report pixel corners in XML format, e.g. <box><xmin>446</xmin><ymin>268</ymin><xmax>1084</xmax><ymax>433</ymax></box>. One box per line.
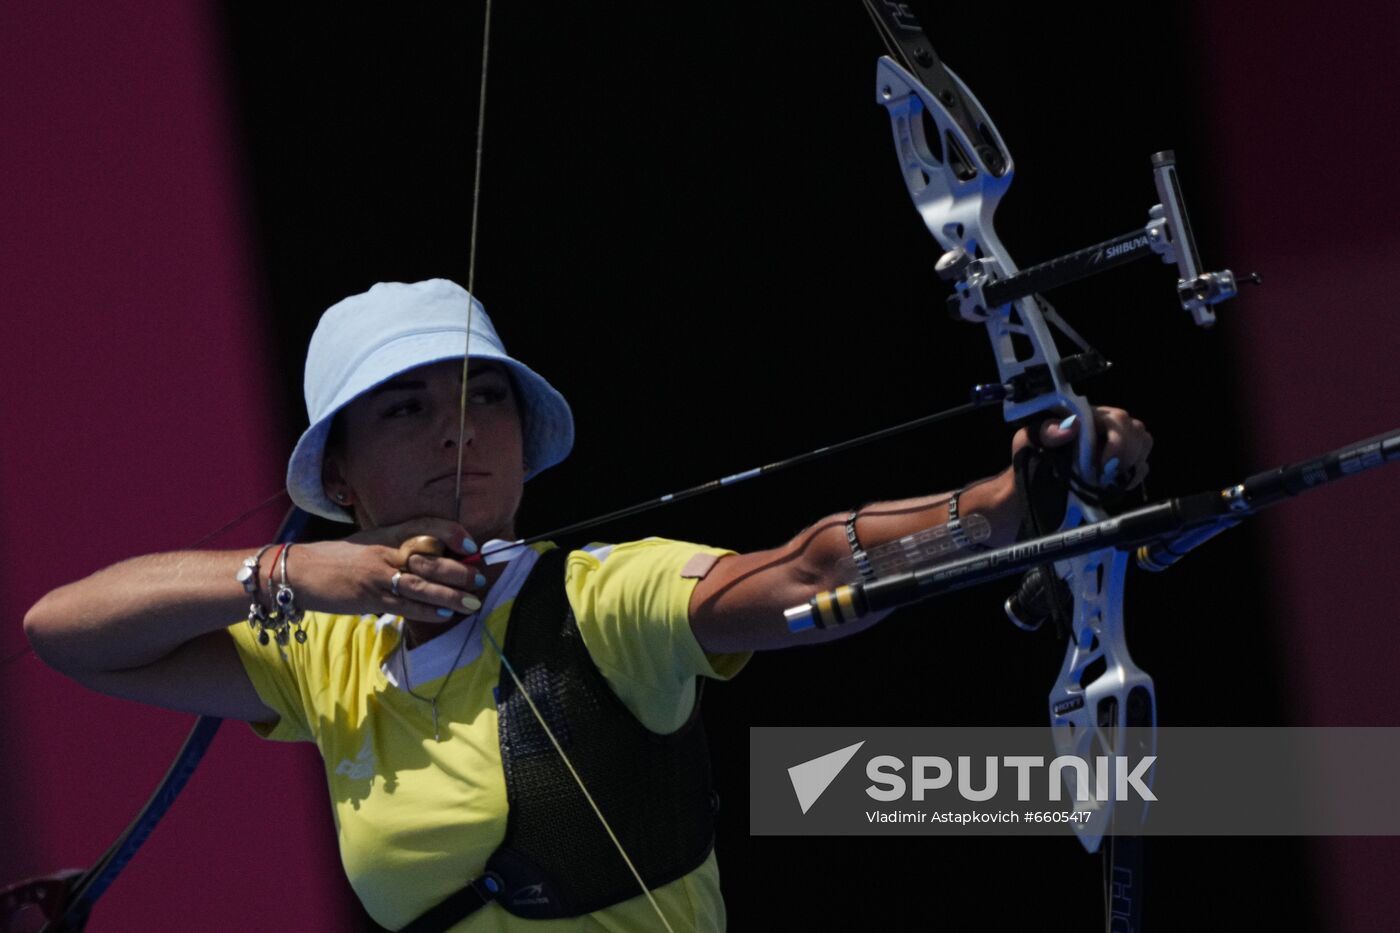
<box><xmin>390</xmin><ymin>570</ymin><xmax>404</xmax><ymax>597</ymax></box>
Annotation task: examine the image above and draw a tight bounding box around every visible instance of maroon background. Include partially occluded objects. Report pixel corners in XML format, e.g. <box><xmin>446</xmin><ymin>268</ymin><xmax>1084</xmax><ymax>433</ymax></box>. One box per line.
<box><xmin>3</xmin><ymin>1</ymin><xmax>1397</xmax><ymax>930</ymax></box>
<box><xmin>1197</xmin><ymin>1</ymin><xmax>1400</xmax><ymax>928</ymax></box>
<box><xmin>0</xmin><ymin>3</ymin><xmax>353</xmax><ymax>931</ymax></box>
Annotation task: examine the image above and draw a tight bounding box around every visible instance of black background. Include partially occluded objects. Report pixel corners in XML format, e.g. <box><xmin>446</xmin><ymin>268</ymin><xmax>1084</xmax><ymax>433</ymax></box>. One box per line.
<box><xmin>217</xmin><ymin>3</ymin><xmax>1313</xmax><ymax>929</ymax></box>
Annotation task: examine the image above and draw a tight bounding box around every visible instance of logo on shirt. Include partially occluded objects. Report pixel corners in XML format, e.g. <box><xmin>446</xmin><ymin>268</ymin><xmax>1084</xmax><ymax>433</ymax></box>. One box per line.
<box><xmin>334</xmin><ymin>737</ymin><xmax>377</xmax><ymax>782</ymax></box>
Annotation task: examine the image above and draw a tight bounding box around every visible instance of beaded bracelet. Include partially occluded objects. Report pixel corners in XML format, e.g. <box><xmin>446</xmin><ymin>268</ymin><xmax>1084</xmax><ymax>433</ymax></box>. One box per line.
<box><xmin>243</xmin><ymin>543</ymin><xmax>308</xmax><ymax>645</ymax></box>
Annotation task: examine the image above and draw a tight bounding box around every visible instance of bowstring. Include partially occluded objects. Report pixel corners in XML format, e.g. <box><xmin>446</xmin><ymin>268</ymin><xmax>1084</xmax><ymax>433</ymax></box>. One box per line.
<box><xmin>454</xmin><ymin>6</ymin><xmax>675</xmax><ymax>928</ymax></box>
<box><xmin>483</xmin><ymin>625</ymin><xmax>677</xmax><ymax>931</ymax></box>
<box><xmin>453</xmin><ymin>0</ymin><xmax>491</xmax><ymax>516</ymax></box>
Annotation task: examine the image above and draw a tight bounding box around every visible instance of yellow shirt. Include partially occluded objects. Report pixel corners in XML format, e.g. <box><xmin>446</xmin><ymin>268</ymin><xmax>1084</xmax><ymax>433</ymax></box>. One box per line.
<box><xmin>228</xmin><ymin>539</ymin><xmax>746</xmax><ymax>931</ymax></box>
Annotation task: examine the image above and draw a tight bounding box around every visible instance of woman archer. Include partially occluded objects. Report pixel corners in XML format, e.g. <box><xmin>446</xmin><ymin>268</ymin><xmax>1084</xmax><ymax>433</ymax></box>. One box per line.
<box><xmin>24</xmin><ymin>277</ymin><xmax>1152</xmax><ymax>931</ymax></box>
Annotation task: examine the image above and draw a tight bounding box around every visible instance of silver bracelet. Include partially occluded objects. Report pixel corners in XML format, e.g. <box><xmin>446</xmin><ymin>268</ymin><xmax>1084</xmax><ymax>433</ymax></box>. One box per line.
<box><xmin>246</xmin><ymin>597</ymin><xmax>273</xmax><ymax>644</ymax></box>
<box><xmin>236</xmin><ymin>544</ymin><xmax>276</xmax><ymax>595</ymax></box>
<box><xmin>240</xmin><ymin>544</ymin><xmax>277</xmax><ymax>644</ymax></box>
<box><xmin>271</xmin><ymin>543</ymin><xmax>308</xmax><ymax>645</ymax></box>
<box><xmin>246</xmin><ymin>544</ymin><xmax>308</xmax><ymax>646</ymax></box>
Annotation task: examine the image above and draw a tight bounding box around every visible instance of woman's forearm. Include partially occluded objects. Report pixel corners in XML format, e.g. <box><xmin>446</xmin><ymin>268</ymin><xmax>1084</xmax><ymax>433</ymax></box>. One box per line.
<box><xmin>23</xmin><ymin>549</ymin><xmax>259</xmax><ymax>674</ymax></box>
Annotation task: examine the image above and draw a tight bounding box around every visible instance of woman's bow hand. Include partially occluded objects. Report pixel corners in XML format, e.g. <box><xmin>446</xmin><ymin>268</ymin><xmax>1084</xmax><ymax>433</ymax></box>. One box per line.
<box><xmin>1013</xmin><ymin>405</ymin><xmax>1153</xmax><ymax>490</ymax></box>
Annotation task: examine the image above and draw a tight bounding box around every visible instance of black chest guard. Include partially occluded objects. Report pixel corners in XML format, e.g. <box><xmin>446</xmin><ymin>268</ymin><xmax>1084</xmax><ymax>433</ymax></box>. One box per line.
<box><xmin>398</xmin><ymin>547</ymin><xmax>717</xmax><ymax>932</ymax></box>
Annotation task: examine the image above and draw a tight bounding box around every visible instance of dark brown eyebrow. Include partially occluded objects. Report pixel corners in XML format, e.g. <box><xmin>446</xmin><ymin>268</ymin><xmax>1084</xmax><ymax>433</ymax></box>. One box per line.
<box><xmin>368</xmin><ymin>363</ymin><xmax>506</xmax><ymax>398</ymax></box>
<box><xmin>368</xmin><ymin>378</ymin><xmax>426</xmax><ymax>397</ymax></box>
<box><xmin>468</xmin><ymin>361</ymin><xmax>507</xmax><ymax>380</ymax></box>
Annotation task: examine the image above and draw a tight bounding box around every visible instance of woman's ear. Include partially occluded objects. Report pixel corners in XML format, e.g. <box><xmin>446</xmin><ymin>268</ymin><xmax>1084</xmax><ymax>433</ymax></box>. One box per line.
<box><xmin>322</xmin><ymin>452</ymin><xmax>354</xmax><ymax>506</ymax></box>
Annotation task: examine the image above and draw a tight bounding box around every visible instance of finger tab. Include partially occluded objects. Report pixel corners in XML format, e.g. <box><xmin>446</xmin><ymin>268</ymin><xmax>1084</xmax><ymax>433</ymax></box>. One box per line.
<box><xmin>397</xmin><ymin>535</ymin><xmax>445</xmax><ymax>568</ymax></box>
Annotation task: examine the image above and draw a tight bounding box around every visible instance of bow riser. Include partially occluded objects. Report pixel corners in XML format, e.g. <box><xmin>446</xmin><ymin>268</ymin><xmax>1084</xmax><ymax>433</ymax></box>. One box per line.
<box><xmin>1051</xmin><ymin>546</ymin><xmax>1156</xmax><ymax>850</ymax></box>
<box><xmin>876</xmin><ymin>59</ymin><xmax>1100</xmax><ymax>470</ymax></box>
<box><xmin>875</xmin><ymin>55</ymin><xmax>1155</xmax><ymax>853</ymax></box>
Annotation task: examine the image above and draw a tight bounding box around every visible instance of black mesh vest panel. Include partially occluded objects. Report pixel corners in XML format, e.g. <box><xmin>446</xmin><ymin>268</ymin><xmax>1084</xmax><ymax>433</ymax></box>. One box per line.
<box><xmin>482</xmin><ymin>546</ymin><xmax>716</xmax><ymax>919</ymax></box>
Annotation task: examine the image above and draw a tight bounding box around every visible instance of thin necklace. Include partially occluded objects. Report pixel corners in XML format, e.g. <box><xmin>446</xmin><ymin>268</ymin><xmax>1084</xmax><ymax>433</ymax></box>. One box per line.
<box><xmin>399</xmin><ymin>613</ymin><xmax>482</xmax><ymax>741</ymax></box>
<box><xmin>397</xmin><ymin>538</ymin><xmax>516</xmax><ymax>740</ymax></box>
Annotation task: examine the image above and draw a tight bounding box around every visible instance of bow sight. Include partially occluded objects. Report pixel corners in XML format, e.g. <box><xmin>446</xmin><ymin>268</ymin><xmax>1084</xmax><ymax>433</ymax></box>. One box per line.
<box><xmin>937</xmin><ymin>149</ymin><xmax>1252</xmax><ymax>330</ymax></box>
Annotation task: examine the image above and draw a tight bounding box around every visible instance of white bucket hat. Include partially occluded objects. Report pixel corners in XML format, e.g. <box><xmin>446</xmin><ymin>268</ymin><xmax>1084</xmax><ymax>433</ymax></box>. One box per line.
<box><xmin>286</xmin><ymin>278</ymin><xmax>574</xmax><ymax>522</ymax></box>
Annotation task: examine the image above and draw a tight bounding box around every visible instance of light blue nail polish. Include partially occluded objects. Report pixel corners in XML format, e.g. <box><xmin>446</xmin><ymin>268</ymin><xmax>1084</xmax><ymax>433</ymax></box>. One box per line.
<box><xmin>1059</xmin><ymin>414</ymin><xmax>1077</xmax><ymax>431</ymax></box>
<box><xmin>1102</xmin><ymin>457</ymin><xmax>1120</xmax><ymax>484</ymax></box>
<box><xmin>462</xmin><ymin>538</ymin><xmax>479</xmax><ymax>555</ymax></box>
<box><xmin>436</xmin><ymin>607</ymin><xmax>453</xmax><ymax>618</ymax></box>
<box><xmin>474</xmin><ymin>573</ymin><xmax>487</xmax><ymax>588</ymax></box>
